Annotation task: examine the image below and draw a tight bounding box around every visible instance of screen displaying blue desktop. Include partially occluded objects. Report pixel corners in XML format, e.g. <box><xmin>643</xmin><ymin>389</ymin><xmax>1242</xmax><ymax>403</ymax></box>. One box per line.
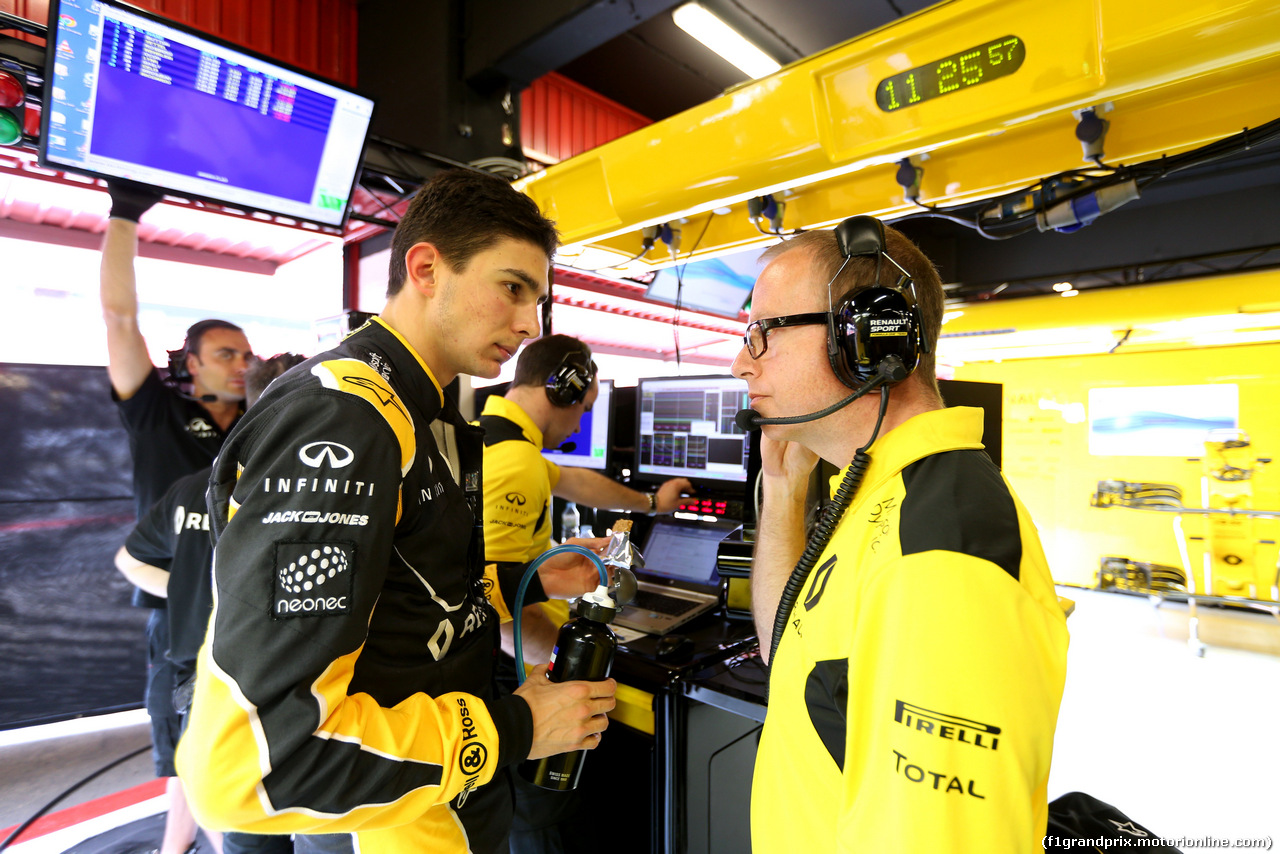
<box><xmin>542</xmin><ymin>379</ymin><xmax>613</xmax><ymax>471</ymax></box>
<box><xmin>40</xmin><ymin>0</ymin><xmax>374</xmax><ymax>229</ymax></box>
<box><xmin>635</xmin><ymin>375</ymin><xmax>749</xmax><ymax>484</ymax></box>
<box><xmin>643</xmin><ymin>246</ymin><xmax>762</xmax><ymax>319</ymax></box>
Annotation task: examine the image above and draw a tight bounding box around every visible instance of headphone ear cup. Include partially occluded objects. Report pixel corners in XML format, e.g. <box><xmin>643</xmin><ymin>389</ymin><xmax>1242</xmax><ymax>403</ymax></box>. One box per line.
<box><xmin>829</xmin><ymin>287</ymin><xmax>921</xmax><ymax>388</ymax></box>
<box><xmin>167</xmin><ymin>348</ymin><xmax>191</xmax><ymax>382</ymax></box>
<box><xmin>545</xmin><ymin>355</ymin><xmax>595</xmax><ymax>407</ymax></box>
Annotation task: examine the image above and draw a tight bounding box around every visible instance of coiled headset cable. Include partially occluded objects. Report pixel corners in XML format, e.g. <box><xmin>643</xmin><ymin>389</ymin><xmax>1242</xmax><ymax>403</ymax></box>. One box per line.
<box><xmin>768</xmin><ymin>385</ymin><xmax>890</xmax><ymax>665</ymax></box>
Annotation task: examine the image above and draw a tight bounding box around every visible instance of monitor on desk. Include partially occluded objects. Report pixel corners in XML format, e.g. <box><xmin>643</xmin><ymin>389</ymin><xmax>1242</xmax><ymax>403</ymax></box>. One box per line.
<box><xmin>543</xmin><ymin>379</ymin><xmax>613</xmax><ymax>471</ymax></box>
<box><xmin>40</xmin><ymin>0</ymin><xmax>375</xmax><ymax>230</ymax></box>
<box><xmin>634</xmin><ymin>375</ymin><xmax>750</xmax><ymax>491</ymax></box>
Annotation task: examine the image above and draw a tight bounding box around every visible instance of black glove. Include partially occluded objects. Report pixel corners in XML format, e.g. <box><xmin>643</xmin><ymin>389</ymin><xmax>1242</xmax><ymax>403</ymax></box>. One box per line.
<box><xmin>107</xmin><ymin>179</ymin><xmax>164</xmax><ymax>222</ymax></box>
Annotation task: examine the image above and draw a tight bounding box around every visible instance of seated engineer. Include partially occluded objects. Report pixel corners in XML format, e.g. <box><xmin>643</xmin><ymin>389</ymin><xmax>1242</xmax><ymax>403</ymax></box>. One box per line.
<box><xmin>115</xmin><ymin>354</ymin><xmax>307</xmax><ymax>854</ymax></box>
<box><xmin>732</xmin><ymin>221</ymin><xmax>1068</xmax><ymax>852</ymax></box>
<box><xmin>480</xmin><ymin>334</ymin><xmax>692</xmax><ymax>662</ymax></box>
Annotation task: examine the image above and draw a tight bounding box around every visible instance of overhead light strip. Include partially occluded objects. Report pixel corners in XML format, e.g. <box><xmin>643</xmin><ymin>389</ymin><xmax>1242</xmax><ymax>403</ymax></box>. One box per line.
<box><xmin>672</xmin><ymin>3</ymin><xmax>781</xmax><ymax>79</ymax></box>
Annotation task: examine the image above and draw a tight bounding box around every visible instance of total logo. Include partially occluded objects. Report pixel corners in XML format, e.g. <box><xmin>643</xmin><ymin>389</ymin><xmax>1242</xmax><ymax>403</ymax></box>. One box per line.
<box><xmin>187</xmin><ymin>417</ymin><xmax>217</xmax><ymax>439</ymax></box>
<box><xmin>298</xmin><ymin>441</ymin><xmax>354</xmax><ymax>469</ymax></box>
<box><xmin>891</xmin><ymin>749</ymin><xmax>986</xmax><ymax>799</ymax></box>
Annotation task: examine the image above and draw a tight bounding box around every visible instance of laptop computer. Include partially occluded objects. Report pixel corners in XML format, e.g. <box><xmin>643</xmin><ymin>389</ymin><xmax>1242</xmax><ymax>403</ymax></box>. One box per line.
<box><xmin>613</xmin><ymin>518</ymin><xmax>735</xmax><ymax>636</ymax></box>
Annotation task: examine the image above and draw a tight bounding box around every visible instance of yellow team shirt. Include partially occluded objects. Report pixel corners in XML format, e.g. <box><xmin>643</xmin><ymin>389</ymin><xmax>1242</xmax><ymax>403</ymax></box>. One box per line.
<box><xmin>479</xmin><ymin>395</ymin><xmax>569</xmax><ymax>625</ymax></box>
<box><xmin>751</xmin><ymin>407</ymin><xmax>1069</xmax><ymax>853</ymax></box>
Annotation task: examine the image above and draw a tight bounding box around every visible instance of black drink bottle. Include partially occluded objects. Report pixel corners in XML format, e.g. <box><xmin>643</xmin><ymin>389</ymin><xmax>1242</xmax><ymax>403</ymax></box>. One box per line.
<box><xmin>520</xmin><ymin>592</ymin><xmax>618</xmax><ymax>790</ymax></box>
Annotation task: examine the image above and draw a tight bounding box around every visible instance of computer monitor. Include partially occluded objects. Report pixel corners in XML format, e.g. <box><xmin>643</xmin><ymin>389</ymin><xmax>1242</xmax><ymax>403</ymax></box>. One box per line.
<box><xmin>635</xmin><ymin>375</ymin><xmax>750</xmax><ymax>487</ymax></box>
<box><xmin>39</xmin><ymin>0</ymin><xmax>375</xmax><ymax>230</ymax></box>
<box><xmin>543</xmin><ymin>379</ymin><xmax>613</xmax><ymax>471</ymax></box>
<box><xmin>643</xmin><ymin>246</ymin><xmax>761</xmax><ymax>319</ymax></box>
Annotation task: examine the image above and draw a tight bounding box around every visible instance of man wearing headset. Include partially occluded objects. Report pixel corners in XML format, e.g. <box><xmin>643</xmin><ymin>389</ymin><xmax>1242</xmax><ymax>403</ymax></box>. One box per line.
<box><xmin>479</xmin><ymin>334</ymin><xmax>689</xmax><ymax>854</ymax></box>
<box><xmin>481</xmin><ymin>334</ymin><xmax>691</xmax><ymax>663</ymax></box>
<box><xmin>100</xmin><ymin>179</ymin><xmax>253</xmax><ymax>854</ymax></box>
<box><xmin>114</xmin><ymin>354</ymin><xmax>307</xmax><ymax>854</ymax></box>
<box><xmin>732</xmin><ymin>221</ymin><xmax>1067</xmax><ymax>852</ymax></box>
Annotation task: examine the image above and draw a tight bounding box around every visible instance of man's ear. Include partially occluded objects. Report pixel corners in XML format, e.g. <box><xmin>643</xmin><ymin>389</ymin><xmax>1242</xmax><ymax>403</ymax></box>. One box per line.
<box><xmin>404</xmin><ymin>242</ymin><xmax>444</xmax><ymax>297</ymax></box>
<box><xmin>185</xmin><ymin>350</ymin><xmax>201</xmax><ymax>379</ymax></box>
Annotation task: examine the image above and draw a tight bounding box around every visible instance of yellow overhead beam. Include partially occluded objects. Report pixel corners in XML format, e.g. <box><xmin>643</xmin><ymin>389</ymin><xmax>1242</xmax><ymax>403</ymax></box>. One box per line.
<box><xmin>517</xmin><ymin>0</ymin><xmax>1280</xmax><ymax>265</ymax></box>
<box><xmin>942</xmin><ymin>268</ymin><xmax>1280</xmax><ymax>336</ymax></box>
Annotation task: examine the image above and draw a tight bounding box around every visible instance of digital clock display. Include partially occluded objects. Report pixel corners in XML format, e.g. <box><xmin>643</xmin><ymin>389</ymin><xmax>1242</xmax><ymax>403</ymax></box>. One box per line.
<box><xmin>876</xmin><ymin>35</ymin><xmax>1025</xmax><ymax>112</ymax></box>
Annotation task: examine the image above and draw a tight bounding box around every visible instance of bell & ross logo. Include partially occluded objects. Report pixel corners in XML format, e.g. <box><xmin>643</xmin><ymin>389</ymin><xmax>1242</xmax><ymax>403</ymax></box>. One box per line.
<box><xmin>272</xmin><ymin>542</ymin><xmax>355</xmax><ymax>619</ymax></box>
<box><xmin>454</xmin><ymin>697</ymin><xmax>487</xmax><ymax>807</ymax></box>
<box><xmin>298</xmin><ymin>441</ymin><xmax>355</xmax><ymax>469</ymax></box>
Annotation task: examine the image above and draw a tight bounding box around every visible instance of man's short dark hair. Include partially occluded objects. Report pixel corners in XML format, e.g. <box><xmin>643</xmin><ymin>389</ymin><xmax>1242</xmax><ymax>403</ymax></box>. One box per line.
<box><xmin>511</xmin><ymin>335</ymin><xmax>593</xmax><ymax>390</ymax></box>
<box><xmin>184</xmin><ymin>319</ymin><xmax>244</xmax><ymax>357</ymax></box>
<box><xmin>387</xmin><ymin>170</ymin><xmax>560</xmax><ymax>296</ymax></box>
<box><xmin>245</xmin><ymin>353</ymin><xmax>307</xmax><ymax>408</ymax></box>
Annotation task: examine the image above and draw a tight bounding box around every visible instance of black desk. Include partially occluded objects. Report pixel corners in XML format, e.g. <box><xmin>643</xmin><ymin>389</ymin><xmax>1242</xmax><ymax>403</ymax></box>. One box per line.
<box><xmin>582</xmin><ymin>614</ymin><xmax>765</xmax><ymax>854</ymax></box>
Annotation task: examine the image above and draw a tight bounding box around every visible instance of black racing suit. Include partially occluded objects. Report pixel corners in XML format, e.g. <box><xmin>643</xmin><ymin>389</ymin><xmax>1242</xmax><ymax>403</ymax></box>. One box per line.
<box><xmin>177</xmin><ymin>318</ymin><xmax>532</xmax><ymax>854</ymax></box>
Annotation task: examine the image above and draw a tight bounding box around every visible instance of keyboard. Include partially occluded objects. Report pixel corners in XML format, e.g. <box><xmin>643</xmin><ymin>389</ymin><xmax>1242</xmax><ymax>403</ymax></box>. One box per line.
<box><xmin>632</xmin><ymin>589</ymin><xmax>700</xmax><ymax>617</ymax></box>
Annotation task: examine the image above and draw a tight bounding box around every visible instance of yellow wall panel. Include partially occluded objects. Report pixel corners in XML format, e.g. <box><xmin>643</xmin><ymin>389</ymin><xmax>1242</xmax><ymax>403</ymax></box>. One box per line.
<box><xmin>955</xmin><ymin>344</ymin><xmax>1280</xmax><ymax>589</ymax></box>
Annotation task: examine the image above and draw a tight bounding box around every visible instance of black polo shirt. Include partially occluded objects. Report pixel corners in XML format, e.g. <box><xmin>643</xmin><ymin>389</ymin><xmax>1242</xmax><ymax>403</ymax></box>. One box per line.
<box><xmin>123</xmin><ymin>468</ymin><xmax>214</xmax><ymax>677</ymax></box>
<box><xmin>114</xmin><ymin>368</ymin><xmax>241</xmax><ymax>607</ymax></box>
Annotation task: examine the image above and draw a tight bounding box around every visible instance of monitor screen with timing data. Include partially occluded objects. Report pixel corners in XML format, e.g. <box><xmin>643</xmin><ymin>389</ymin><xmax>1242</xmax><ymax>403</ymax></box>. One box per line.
<box><xmin>40</xmin><ymin>0</ymin><xmax>374</xmax><ymax>229</ymax></box>
<box><xmin>635</xmin><ymin>375</ymin><xmax>750</xmax><ymax>486</ymax></box>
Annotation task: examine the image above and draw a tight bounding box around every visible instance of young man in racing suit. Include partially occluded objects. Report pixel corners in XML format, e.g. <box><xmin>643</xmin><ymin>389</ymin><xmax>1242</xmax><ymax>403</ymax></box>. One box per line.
<box><xmin>176</xmin><ymin>170</ymin><xmax>616</xmax><ymax>854</ymax></box>
<box><xmin>732</xmin><ymin>224</ymin><xmax>1068</xmax><ymax>852</ymax></box>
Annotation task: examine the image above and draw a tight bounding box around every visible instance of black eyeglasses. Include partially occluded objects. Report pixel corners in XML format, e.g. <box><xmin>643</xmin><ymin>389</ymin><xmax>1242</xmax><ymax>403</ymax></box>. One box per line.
<box><xmin>743</xmin><ymin>312</ymin><xmax>829</xmax><ymax>359</ymax></box>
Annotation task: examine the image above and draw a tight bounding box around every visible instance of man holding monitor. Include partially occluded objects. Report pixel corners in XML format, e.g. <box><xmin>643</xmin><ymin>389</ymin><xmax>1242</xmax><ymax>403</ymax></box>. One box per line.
<box><xmin>176</xmin><ymin>169</ymin><xmax>616</xmax><ymax>854</ymax></box>
<box><xmin>100</xmin><ymin>179</ymin><xmax>253</xmax><ymax>854</ymax></box>
<box><xmin>732</xmin><ymin>221</ymin><xmax>1067</xmax><ymax>851</ymax></box>
<box><xmin>114</xmin><ymin>353</ymin><xmax>307</xmax><ymax>854</ymax></box>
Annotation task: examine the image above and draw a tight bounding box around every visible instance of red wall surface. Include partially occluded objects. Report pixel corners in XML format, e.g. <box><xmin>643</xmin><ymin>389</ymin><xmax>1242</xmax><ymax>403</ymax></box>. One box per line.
<box><xmin>2</xmin><ymin>0</ymin><xmax>358</xmax><ymax>86</ymax></box>
<box><xmin>521</xmin><ymin>71</ymin><xmax>651</xmax><ymax>164</ymax></box>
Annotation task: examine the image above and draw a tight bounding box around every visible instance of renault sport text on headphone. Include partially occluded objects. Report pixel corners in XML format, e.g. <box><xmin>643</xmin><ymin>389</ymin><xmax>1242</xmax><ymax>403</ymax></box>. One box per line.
<box><xmin>545</xmin><ymin>351</ymin><xmax>598</xmax><ymax>407</ymax></box>
<box><xmin>827</xmin><ymin>215</ymin><xmax>927</xmax><ymax>387</ymax></box>
<box><xmin>736</xmin><ymin>215</ymin><xmax>927</xmax><ymax>430</ymax></box>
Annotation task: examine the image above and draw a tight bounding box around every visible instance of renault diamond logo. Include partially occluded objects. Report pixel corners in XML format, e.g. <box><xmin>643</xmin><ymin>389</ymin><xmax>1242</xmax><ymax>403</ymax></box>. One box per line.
<box><xmin>298</xmin><ymin>441</ymin><xmax>354</xmax><ymax>469</ymax></box>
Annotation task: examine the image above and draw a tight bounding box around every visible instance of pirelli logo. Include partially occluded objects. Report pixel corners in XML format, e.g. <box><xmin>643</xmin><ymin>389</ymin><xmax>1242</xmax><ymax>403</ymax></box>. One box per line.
<box><xmin>894</xmin><ymin>700</ymin><xmax>1000</xmax><ymax>751</ymax></box>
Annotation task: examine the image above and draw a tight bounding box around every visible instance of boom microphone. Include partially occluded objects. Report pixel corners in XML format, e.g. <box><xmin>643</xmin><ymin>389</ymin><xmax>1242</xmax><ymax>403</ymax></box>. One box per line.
<box><xmin>735</xmin><ymin>356</ymin><xmax>907</xmax><ymax>431</ymax></box>
<box><xmin>556</xmin><ymin>441</ymin><xmax>577</xmax><ymax>453</ymax></box>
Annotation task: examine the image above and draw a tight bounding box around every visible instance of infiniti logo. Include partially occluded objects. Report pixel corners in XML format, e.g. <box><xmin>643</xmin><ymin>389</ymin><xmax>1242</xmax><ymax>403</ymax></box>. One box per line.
<box><xmin>505</xmin><ymin>492</ymin><xmax>527</xmax><ymax>506</ymax></box>
<box><xmin>298</xmin><ymin>441</ymin><xmax>355</xmax><ymax>469</ymax></box>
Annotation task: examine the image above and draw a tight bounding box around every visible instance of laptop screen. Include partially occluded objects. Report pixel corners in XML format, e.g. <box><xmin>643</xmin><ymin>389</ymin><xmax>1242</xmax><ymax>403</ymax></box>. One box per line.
<box><xmin>639</xmin><ymin>520</ymin><xmax>733</xmax><ymax>587</ymax></box>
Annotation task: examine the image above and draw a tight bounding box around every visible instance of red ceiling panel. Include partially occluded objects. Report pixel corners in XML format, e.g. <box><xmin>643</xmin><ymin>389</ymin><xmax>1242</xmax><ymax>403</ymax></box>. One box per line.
<box><xmin>1</xmin><ymin>0</ymin><xmax>358</xmax><ymax>86</ymax></box>
<box><xmin>521</xmin><ymin>71</ymin><xmax>651</xmax><ymax>164</ymax></box>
